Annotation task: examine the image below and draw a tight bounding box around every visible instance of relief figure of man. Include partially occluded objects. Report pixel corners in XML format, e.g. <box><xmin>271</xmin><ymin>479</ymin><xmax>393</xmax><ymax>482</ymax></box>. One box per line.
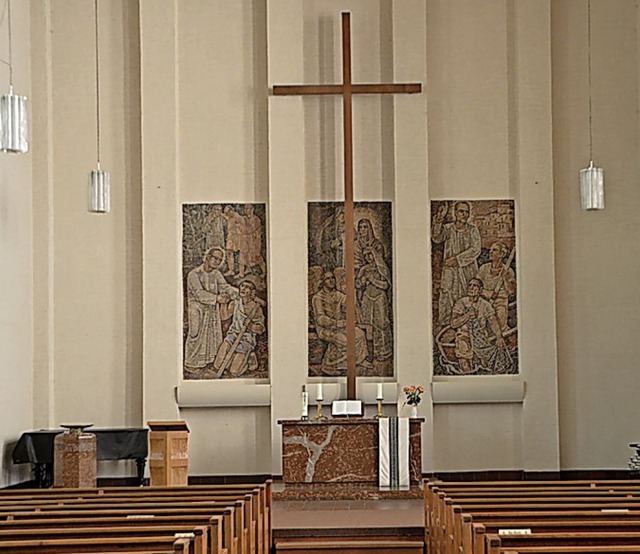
<box><xmin>185</xmin><ymin>247</ymin><xmax>238</xmax><ymax>371</ymax></box>
<box><xmin>432</xmin><ymin>201</ymin><xmax>481</xmax><ymax>328</ymax></box>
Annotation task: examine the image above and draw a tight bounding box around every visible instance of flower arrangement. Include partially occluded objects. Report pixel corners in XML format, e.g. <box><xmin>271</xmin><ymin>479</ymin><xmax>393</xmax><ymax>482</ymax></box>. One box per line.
<box><xmin>403</xmin><ymin>385</ymin><xmax>424</xmax><ymax>406</ymax></box>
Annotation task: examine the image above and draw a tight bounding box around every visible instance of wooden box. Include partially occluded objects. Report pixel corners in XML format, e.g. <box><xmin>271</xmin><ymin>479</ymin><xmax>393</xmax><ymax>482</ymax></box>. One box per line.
<box><xmin>147</xmin><ymin>420</ymin><xmax>190</xmax><ymax>486</ymax></box>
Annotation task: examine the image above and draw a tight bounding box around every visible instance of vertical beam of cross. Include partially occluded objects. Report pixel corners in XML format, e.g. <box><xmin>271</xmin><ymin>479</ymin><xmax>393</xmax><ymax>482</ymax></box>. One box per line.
<box><xmin>273</xmin><ymin>12</ymin><xmax>421</xmax><ymax>400</ymax></box>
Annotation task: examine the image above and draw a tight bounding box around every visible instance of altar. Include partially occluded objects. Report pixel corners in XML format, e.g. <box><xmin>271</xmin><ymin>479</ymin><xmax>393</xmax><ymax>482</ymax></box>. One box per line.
<box><xmin>278</xmin><ymin>418</ymin><xmax>423</xmax><ymax>485</ymax></box>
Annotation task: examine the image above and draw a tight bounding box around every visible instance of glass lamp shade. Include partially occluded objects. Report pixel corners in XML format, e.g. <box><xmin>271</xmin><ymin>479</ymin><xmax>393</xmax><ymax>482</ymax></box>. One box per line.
<box><xmin>0</xmin><ymin>86</ymin><xmax>28</xmax><ymax>153</ymax></box>
<box><xmin>88</xmin><ymin>168</ymin><xmax>111</xmax><ymax>213</ymax></box>
<box><xmin>579</xmin><ymin>161</ymin><xmax>604</xmax><ymax>210</ymax></box>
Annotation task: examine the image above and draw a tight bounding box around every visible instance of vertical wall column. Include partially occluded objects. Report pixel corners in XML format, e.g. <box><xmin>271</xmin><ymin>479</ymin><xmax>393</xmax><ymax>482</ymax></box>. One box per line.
<box><xmin>267</xmin><ymin>0</ymin><xmax>309</xmax><ymax>474</ymax></box>
<box><xmin>30</xmin><ymin>0</ymin><xmax>54</xmax><ymax>430</ymax></box>
<box><xmin>139</xmin><ymin>1</ymin><xmax>181</xmax><ymax>421</ymax></box>
<box><xmin>511</xmin><ymin>0</ymin><xmax>559</xmax><ymax>471</ymax></box>
<box><xmin>391</xmin><ymin>0</ymin><xmax>432</xmax><ymax>470</ymax></box>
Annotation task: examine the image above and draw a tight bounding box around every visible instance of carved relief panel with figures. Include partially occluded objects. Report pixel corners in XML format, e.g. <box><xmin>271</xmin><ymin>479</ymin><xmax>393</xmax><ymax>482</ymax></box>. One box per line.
<box><xmin>431</xmin><ymin>200</ymin><xmax>519</xmax><ymax>376</ymax></box>
<box><xmin>308</xmin><ymin>202</ymin><xmax>394</xmax><ymax>378</ymax></box>
<box><xmin>182</xmin><ymin>203</ymin><xmax>268</xmax><ymax>380</ymax></box>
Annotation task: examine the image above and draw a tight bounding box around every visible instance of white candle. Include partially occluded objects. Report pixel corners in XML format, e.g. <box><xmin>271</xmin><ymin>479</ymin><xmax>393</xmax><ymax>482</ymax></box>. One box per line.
<box><xmin>376</xmin><ymin>383</ymin><xmax>384</xmax><ymax>400</ymax></box>
<box><xmin>316</xmin><ymin>383</ymin><xmax>324</xmax><ymax>402</ymax></box>
<box><xmin>301</xmin><ymin>388</ymin><xmax>309</xmax><ymax>418</ymax></box>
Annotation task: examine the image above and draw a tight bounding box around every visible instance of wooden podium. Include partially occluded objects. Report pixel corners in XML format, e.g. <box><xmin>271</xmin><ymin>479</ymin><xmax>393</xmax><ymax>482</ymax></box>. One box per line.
<box><xmin>147</xmin><ymin>420</ymin><xmax>189</xmax><ymax>486</ymax></box>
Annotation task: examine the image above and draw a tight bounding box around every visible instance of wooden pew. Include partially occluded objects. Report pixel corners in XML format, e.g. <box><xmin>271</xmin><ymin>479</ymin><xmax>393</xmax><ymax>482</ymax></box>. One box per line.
<box><xmin>484</xmin><ymin>530</ymin><xmax>640</xmax><ymax>552</ymax></box>
<box><xmin>500</xmin><ymin>546</ymin><xmax>640</xmax><ymax>554</ymax></box>
<box><xmin>0</xmin><ymin>524</ymin><xmax>209</xmax><ymax>554</ymax></box>
<box><xmin>486</xmin><ymin>531</ymin><xmax>640</xmax><ymax>552</ymax></box>
<box><xmin>0</xmin><ymin>496</ymin><xmax>255</xmax><ymax>554</ymax></box>
<box><xmin>0</xmin><ymin>483</ymin><xmax>271</xmax><ymax>554</ymax></box>
<box><xmin>0</xmin><ymin>505</ymin><xmax>242</xmax><ymax>554</ymax></box>
<box><xmin>0</xmin><ymin>516</ymin><xmax>225</xmax><ymax>554</ymax></box>
<box><xmin>449</xmin><ymin>501</ymin><xmax>640</xmax><ymax>553</ymax></box>
<box><xmin>425</xmin><ymin>479</ymin><xmax>640</xmax><ymax>554</ymax></box>
<box><xmin>498</xmin><ymin>547</ymin><xmax>640</xmax><ymax>553</ymax></box>
<box><xmin>0</xmin><ymin>535</ymin><xmax>193</xmax><ymax>553</ymax></box>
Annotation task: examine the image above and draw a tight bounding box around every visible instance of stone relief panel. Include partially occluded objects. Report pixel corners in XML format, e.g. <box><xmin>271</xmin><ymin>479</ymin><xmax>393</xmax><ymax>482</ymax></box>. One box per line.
<box><xmin>308</xmin><ymin>201</ymin><xmax>394</xmax><ymax>378</ymax></box>
<box><xmin>182</xmin><ymin>203</ymin><xmax>268</xmax><ymax>380</ymax></box>
<box><xmin>431</xmin><ymin>200</ymin><xmax>519</xmax><ymax>376</ymax></box>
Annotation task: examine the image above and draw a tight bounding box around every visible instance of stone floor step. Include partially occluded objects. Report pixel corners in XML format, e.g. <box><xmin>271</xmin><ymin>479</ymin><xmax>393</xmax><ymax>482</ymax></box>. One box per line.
<box><xmin>274</xmin><ymin>536</ymin><xmax>424</xmax><ymax>553</ymax></box>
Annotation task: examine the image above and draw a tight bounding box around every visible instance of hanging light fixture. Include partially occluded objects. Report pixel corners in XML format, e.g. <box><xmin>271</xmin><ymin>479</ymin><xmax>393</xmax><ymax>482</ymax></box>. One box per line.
<box><xmin>0</xmin><ymin>0</ymin><xmax>28</xmax><ymax>154</ymax></box>
<box><xmin>579</xmin><ymin>0</ymin><xmax>604</xmax><ymax>211</ymax></box>
<box><xmin>88</xmin><ymin>0</ymin><xmax>110</xmax><ymax>213</ymax></box>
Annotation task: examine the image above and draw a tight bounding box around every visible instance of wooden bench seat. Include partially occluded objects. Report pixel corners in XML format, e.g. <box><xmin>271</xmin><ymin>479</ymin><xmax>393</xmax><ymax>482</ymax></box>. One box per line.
<box><xmin>0</xmin><ymin>485</ymin><xmax>270</xmax><ymax>554</ymax></box>
<box><xmin>498</xmin><ymin>545</ymin><xmax>640</xmax><ymax>553</ymax></box>
<box><xmin>0</xmin><ymin>491</ymin><xmax>261</xmax><ymax>546</ymax></box>
<box><xmin>0</xmin><ymin>535</ymin><xmax>193</xmax><ymax>553</ymax></box>
<box><xmin>484</xmin><ymin>530</ymin><xmax>640</xmax><ymax>552</ymax></box>
<box><xmin>452</xmin><ymin>503</ymin><xmax>640</xmax><ymax>554</ymax></box>
<box><xmin>0</xmin><ymin>483</ymin><xmax>271</xmax><ymax>554</ymax></box>
<box><xmin>0</xmin><ymin>523</ymin><xmax>209</xmax><ymax>553</ymax></box>
<box><xmin>425</xmin><ymin>479</ymin><xmax>640</xmax><ymax>554</ymax></box>
<box><xmin>1</xmin><ymin>506</ymin><xmax>243</xmax><ymax>554</ymax></box>
<box><xmin>0</xmin><ymin>514</ymin><xmax>225</xmax><ymax>554</ymax></box>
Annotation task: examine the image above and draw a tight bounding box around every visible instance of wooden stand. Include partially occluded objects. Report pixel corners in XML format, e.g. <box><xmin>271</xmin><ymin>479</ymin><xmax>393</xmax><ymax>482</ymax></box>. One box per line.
<box><xmin>147</xmin><ymin>420</ymin><xmax>190</xmax><ymax>486</ymax></box>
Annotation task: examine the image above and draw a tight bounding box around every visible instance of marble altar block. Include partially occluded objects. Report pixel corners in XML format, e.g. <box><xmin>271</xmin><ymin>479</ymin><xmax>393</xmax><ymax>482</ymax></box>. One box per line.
<box><xmin>278</xmin><ymin>418</ymin><xmax>423</xmax><ymax>485</ymax></box>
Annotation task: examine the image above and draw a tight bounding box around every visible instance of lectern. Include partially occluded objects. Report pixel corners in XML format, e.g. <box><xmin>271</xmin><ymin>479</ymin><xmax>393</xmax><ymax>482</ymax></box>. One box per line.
<box><xmin>147</xmin><ymin>420</ymin><xmax>190</xmax><ymax>486</ymax></box>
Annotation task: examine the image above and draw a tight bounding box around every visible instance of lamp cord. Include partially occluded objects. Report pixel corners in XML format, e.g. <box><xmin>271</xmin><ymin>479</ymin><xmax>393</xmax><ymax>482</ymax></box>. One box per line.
<box><xmin>7</xmin><ymin>0</ymin><xmax>12</xmax><ymax>88</ymax></box>
<box><xmin>94</xmin><ymin>0</ymin><xmax>101</xmax><ymax>167</ymax></box>
<box><xmin>0</xmin><ymin>0</ymin><xmax>13</xmax><ymax>85</ymax></box>
<box><xmin>587</xmin><ymin>0</ymin><xmax>593</xmax><ymax>162</ymax></box>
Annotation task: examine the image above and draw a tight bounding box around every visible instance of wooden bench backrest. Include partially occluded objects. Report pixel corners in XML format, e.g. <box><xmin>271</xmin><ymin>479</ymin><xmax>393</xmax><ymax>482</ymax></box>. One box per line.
<box><xmin>0</xmin><ymin>515</ymin><xmax>224</xmax><ymax>554</ymax></box>
<box><xmin>0</xmin><ymin>524</ymin><xmax>211</xmax><ymax>554</ymax></box>
<box><xmin>0</xmin><ymin>535</ymin><xmax>193</xmax><ymax>554</ymax></box>
<box><xmin>2</xmin><ymin>506</ymin><xmax>239</xmax><ymax>554</ymax></box>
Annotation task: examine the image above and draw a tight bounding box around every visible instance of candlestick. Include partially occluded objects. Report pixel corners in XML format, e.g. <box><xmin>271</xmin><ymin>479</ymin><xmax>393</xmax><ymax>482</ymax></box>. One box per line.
<box><xmin>315</xmin><ymin>401</ymin><xmax>326</xmax><ymax>420</ymax></box>
<box><xmin>375</xmin><ymin>399</ymin><xmax>383</xmax><ymax>418</ymax></box>
<box><xmin>316</xmin><ymin>383</ymin><xmax>323</xmax><ymax>402</ymax></box>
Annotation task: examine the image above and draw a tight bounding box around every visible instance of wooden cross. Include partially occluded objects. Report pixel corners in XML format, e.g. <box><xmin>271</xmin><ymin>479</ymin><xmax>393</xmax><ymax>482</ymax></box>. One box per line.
<box><xmin>273</xmin><ymin>12</ymin><xmax>421</xmax><ymax>400</ymax></box>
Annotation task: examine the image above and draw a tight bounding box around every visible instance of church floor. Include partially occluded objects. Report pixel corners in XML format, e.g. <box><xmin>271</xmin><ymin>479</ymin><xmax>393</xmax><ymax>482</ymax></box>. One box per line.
<box><xmin>272</xmin><ymin>495</ymin><xmax>425</xmax><ymax>552</ymax></box>
<box><xmin>273</xmin><ymin>496</ymin><xmax>425</xmax><ymax>530</ymax></box>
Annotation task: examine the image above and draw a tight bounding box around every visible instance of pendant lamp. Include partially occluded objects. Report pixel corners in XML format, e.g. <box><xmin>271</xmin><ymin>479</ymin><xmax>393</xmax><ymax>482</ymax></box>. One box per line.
<box><xmin>88</xmin><ymin>0</ymin><xmax>110</xmax><ymax>213</ymax></box>
<box><xmin>0</xmin><ymin>0</ymin><xmax>28</xmax><ymax>153</ymax></box>
<box><xmin>579</xmin><ymin>0</ymin><xmax>604</xmax><ymax>210</ymax></box>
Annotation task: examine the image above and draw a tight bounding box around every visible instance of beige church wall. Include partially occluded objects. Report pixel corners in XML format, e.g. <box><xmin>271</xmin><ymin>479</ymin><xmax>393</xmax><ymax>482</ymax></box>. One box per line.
<box><xmin>140</xmin><ymin>0</ymin><xmax>430</xmax><ymax>475</ymax></box>
<box><xmin>140</xmin><ymin>0</ymin><xmax>273</xmax><ymax>474</ymax></box>
<box><xmin>433</xmin><ymin>404</ymin><xmax>523</xmax><ymax>470</ymax></box>
<box><xmin>22</xmin><ymin>0</ymin><xmax>640</xmax><ymax>482</ymax></box>
<box><xmin>427</xmin><ymin>0</ymin><xmax>559</xmax><ymax>470</ymax></box>
<box><xmin>552</xmin><ymin>0</ymin><xmax>640</xmax><ymax>469</ymax></box>
<box><xmin>0</xmin><ymin>0</ymin><xmax>32</xmax><ymax>487</ymax></box>
<box><xmin>268</xmin><ymin>0</ymin><xmax>431</xmax><ymax>473</ymax></box>
<box><xmin>29</xmin><ymin>0</ymin><xmax>143</xmax><ymax>478</ymax></box>
<box><xmin>142</xmin><ymin>0</ymin><xmax>561</xmax><ymax>475</ymax></box>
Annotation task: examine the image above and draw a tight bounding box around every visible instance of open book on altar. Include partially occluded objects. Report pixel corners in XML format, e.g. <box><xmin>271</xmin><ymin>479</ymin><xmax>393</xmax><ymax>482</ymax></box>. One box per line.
<box><xmin>331</xmin><ymin>400</ymin><xmax>363</xmax><ymax>417</ymax></box>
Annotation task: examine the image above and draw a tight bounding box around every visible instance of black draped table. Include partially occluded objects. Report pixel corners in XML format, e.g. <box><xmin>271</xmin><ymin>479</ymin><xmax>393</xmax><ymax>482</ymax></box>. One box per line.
<box><xmin>12</xmin><ymin>428</ymin><xmax>148</xmax><ymax>487</ymax></box>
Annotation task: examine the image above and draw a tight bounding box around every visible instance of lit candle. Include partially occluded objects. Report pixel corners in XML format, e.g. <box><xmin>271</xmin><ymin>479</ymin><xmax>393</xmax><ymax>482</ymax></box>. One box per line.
<box><xmin>376</xmin><ymin>383</ymin><xmax>383</xmax><ymax>400</ymax></box>
<box><xmin>317</xmin><ymin>383</ymin><xmax>324</xmax><ymax>402</ymax></box>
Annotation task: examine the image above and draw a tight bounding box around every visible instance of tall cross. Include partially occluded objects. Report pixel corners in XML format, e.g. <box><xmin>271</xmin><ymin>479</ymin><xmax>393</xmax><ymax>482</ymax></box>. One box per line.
<box><xmin>273</xmin><ymin>12</ymin><xmax>421</xmax><ymax>400</ymax></box>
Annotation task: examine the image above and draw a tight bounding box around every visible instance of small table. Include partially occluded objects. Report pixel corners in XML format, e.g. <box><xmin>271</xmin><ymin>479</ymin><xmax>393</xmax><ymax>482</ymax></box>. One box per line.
<box><xmin>13</xmin><ymin>428</ymin><xmax>149</xmax><ymax>487</ymax></box>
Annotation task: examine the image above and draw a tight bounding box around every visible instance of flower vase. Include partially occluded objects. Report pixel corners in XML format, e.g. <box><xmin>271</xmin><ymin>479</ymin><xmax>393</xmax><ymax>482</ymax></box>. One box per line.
<box><xmin>410</xmin><ymin>405</ymin><xmax>418</xmax><ymax>418</ymax></box>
